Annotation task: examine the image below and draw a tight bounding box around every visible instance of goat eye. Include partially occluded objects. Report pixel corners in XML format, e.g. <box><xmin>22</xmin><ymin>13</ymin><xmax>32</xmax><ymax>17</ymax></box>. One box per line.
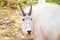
<box><xmin>23</xmin><ymin>19</ymin><xmax>25</xmax><ymax>21</ymax></box>
<box><xmin>20</xmin><ymin>14</ymin><xmax>21</xmax><ymax>15</ymax></box>
<box><xmin>31</xmin><ymin>18</ymin><xmax>32</xmax><ymax>20</ymax></box>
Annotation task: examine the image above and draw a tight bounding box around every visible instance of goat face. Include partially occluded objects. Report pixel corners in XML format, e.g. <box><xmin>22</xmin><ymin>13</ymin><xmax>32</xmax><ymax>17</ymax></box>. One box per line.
<box><xmin>20</xmin><ymin>4</ymin><xmax>33</xmax><ymax>35</ymax></box>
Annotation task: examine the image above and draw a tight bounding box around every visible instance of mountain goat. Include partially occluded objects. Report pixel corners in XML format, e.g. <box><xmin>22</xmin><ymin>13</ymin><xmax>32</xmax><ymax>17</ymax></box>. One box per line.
<box><xmin>17</xmin><ymin>0</ymin><xmax>60</xmax><ymax>40</ymax></box>
<box><xmin>16</xmin><ymin>4</ymin><xmax>33</xmax><ymax>37</ymax></box>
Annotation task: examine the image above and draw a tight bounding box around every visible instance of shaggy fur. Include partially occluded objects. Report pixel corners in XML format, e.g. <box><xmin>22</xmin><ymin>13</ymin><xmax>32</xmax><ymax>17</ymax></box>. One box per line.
<box><xmin>25</xmin><ymin>0</ymin><xmax>60</xmax><ymax>40</ymax></box>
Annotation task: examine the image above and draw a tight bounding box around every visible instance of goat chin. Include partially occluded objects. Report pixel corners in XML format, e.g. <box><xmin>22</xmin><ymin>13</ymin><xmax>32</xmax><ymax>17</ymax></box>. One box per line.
<box><xmin>25</xmin><ymin>2</ymin><xmax>60</xmax><ymax>40</ymax></box>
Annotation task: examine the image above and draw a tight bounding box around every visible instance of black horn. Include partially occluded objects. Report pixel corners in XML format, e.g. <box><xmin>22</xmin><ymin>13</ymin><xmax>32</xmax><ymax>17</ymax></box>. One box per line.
<box><xmin>28</xmin><ymin>4</ymin><xmax>32</xmax><ymax>16</ymax></box>
<box><xmin>20</xmin><ymin>6</ymin><xmax>26</xmax><ymax>16</ymax></box>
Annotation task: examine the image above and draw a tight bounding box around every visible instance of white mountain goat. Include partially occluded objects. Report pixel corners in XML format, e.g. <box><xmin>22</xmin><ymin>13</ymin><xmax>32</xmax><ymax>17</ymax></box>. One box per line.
<box><xmin>17</xmin><ymin>0</ymin><xmax>60</xmax><ymax>40</ymax></box>
<box><xmin>23</xmin><ymin>0</ymin><xmax>60</xmax><ymax>40</ymax></box>
<box><xmin>16</xmin><ymin>5</ymin><xmax>33</xmax><ymax>36</ymax></box>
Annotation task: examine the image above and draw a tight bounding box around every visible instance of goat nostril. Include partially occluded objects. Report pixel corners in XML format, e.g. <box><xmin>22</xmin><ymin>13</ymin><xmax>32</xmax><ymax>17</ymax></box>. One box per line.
<box><xmin>27</xmin><ymin>31</ymin><xmax>31</xmax><ymax>34</ymax></box>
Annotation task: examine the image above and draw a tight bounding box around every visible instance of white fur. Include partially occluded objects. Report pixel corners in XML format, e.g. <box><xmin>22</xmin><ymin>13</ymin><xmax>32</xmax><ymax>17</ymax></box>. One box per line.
<box><xmin>16</xmin><ymin>11</ymin><xmax>33</xmax><ymax>35</ymax></box>
<box><xmin>21</xmin><ymin>15</ymin><xmax>32</xmax><ymax>35</ymax></box>
<box><xmin>25</xmin><ymin>0</ymin><xmax>60</xmax><ymax>40</ymax></box>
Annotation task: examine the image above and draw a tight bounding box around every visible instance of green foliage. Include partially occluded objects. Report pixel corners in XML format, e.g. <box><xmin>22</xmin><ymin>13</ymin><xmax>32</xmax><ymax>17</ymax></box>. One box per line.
<box><xmin>18</xmin><ymin>0</ymin><xmax>38</xmax><ymax>8</ymax></box>
<box><xmin>46</xmin><ymin>0</ymin><xmax>60</xmax><ymax>5</ymax></box>
<box><xmin>0</xmin><ymin>0</ymin><xmax>3</xmax><ymax>6</ymax></box>
<box><xmin>46</xmin><ymin>0</ymin><xmax>54</xmax><ymax>2</ymax></box>
<box><xmin>0</xmin><ymin>0</ymin><xmax>38</xmax><ymax>9</ymax></box>
<box><xmin>55</xmin><ymin>0</ymin><xmax>60</xmax><ymax>5</ymax></box>
<box><xmin>0</xmin><ymin>0</ymin><xmax>60</xmax><ymax>9</ymax></box>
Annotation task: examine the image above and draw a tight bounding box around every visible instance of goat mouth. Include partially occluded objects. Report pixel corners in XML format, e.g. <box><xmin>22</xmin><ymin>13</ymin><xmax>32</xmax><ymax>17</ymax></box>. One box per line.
<box><xmin>22</xmin><ymin>33</ymin><xmax>32</xmax><ymax>38</ymax></box>
<box><xmin>21</xmin><ymin>31</ymin><xmax>33</xmax><ymax>38</ymax></box>
<box><xmin>28</xmin><ymin>33</ymin><xmax>31</xmax><ymax>35</ymax></box>
<box><xmin>24</xmin><ymin>34</ymin><xmax>32</xmax><ymax>38</ymax></box>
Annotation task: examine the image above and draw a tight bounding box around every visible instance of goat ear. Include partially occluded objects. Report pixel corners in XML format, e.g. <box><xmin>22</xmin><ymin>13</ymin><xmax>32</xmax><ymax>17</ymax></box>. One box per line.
<box><xmin>20</xmin><ymin>6</ymin><xmax>26</xmax><ymax>16</ymax></box>
<box><xmin>28</xmin><ymin>4</ymin><xmax>32</xmax><ymax>16</ymax></box>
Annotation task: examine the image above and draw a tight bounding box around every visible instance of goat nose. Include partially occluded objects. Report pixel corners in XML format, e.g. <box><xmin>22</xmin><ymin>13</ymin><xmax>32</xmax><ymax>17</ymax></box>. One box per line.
<box><xmin>27</xmin><ymin>30</ymin><xmax>31</xmax><ymax>34</ymax></box>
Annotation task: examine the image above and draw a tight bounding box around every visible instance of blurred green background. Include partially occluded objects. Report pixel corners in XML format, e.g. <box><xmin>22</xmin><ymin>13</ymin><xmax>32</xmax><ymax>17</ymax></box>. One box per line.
<box><xmin>0</xmin><ymin>0</ymin><xmax>60</xmax><ymax>9</ymax></box>
<box><xmin>46</xmin><ymin>0</ymin><xmax>60</xmax><ymax>5</ymax></box>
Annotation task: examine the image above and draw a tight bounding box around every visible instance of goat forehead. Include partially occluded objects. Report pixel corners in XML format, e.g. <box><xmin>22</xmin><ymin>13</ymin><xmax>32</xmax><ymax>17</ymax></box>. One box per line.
<box><xmin>26</xmin><ymin>17</ymin><xmax>30</xmax><ymax>19</ymax></box>
<box><xmin>25</xmin><ymin>15</ymin><xmax>32</xmax><ymax>19</ymax></box>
